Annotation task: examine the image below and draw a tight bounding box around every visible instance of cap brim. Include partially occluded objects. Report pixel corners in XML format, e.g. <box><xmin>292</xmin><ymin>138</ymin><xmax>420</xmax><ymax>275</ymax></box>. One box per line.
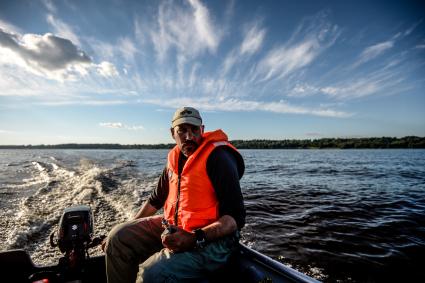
<box><xmin>172</xmin><ymin>117</ymin><xmax>202</xmax><ymax>128</ymax></box>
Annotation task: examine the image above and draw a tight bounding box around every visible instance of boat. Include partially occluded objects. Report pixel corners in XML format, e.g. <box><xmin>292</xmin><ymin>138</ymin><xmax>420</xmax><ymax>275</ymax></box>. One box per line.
<box><xmin>0</xmin><ymin>206</ymin><xmax>320</xmax><ymax>283</ymax></box>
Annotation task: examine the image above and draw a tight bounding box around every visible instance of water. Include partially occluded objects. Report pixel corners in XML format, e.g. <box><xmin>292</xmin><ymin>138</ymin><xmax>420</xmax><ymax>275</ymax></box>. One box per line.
<box><xmin>1</xmin><ymin>149</ymin><xmax>424</xmax><ymax>282</ymax></box>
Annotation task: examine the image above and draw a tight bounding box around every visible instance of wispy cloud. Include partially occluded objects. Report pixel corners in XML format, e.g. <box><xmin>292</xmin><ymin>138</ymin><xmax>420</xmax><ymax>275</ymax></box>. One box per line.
<box><xmin>240</xmin><ymin>23</ymin><xmax>266</xmax><ymax>55</ymax></box>
<box><xmin>42</xmin><ymin>0</ymin><xmax>81</xmax><ymax>46</ymax></box>
<box><xmin>289</xmin><ymin>83</ymin><xmax>320</xmax><ymax>97</ymax></box>
<box><xmin>290</xmin><ymin>73</ymin><xmax>404</xmax><ymax>101</ymax></box>
<box><xmin>46</xmin><ymin>14</ymin><xmax>81</xmax><ymax>46</ymax></box>
<box><xmin>150</xmin><ymin>0</ymin><xmax>221</xmax><ymax>61</ymax></box>
<box><xmin>352</xmin><ymin>22</ymin><xmax>422</xmax><ymax>69</ymax></box>
<box><xmin>143</xmin><ymin>97</ymin><xmax>351</xmax><ymax>118</ymax></box>
<box><xmin>320</xmin><ymin>79</ymin><xmax>381</xmax><ymax>99</ymax></box>
<box><xmin>404</xmin><ymin>19</ymin><xmax>422</xmax><ymax>37</ymax></box>
<box><xmin>41</xmin><ymin>0</ymin><xmax>57</xmax><ymax>13</ymax></box>
<box><xmin>354</xmin><ymin>40</ymin><xmax>394</xmax><ymax>67</ymax></box>
<box><xmin>39</xmin><ymin>100</ymin><xmax>128</xmax><ymax>106</ymax></box>
<box><xmin>254</xmin><ymin>13</ymin><xmax>339</xmax><ymax>82</ymax></box>
<box><xmin>86</xmin><ymin>38</ymin><xmax>115</xmax><ymax>60</ymax></box>
<box><xmin>118</xmin><ymin>37</ymin><xmax>138</xmax><ymax>62</ymax></box>
<box><xmin>189</xmin><ymin>0</ymin><xmax>219</xmax><ymax>51</ymax></box>
<box><xmin>99</xmin><ymin>122</ymin><xmax>144</xmax><ymax>130</ymax></box>
<box><xmin>0</xmin><ymin>19</ymin><xmax>21</xmax><ymax>34</ymax></box>
<box><xmin>222</xmin><ymin>21</ymin><xmax>266</xmax><ymax>74</ymax></box>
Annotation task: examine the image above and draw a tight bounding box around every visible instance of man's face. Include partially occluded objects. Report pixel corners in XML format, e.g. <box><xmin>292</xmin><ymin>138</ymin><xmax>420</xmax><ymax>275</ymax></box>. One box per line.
<box><xmin>171</xmin><ymin>123</ymin><xmax>204</xmax><ymax>157</ymax></box>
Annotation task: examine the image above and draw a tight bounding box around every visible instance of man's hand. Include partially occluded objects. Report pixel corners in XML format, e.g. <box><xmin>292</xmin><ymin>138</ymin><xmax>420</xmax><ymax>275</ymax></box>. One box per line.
<box><xmin>161</xmin><ymin>225</ymin><xmax>196</xmax><ymax>253</ymax></box>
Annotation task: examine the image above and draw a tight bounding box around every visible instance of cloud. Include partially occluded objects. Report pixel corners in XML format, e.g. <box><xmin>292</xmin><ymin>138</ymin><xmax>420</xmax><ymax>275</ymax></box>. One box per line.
<box><xmin>222</xmin><ymin>21</ymin><xmax>266</xmax><ymax>74</ymax></box>
<box><xmin>85</xmin><ymin>37</ymin><xmax>115</xmax><ymax>60</ymax></box>
<box><xmin>97</xmin><ymin>61</ymin><xmax>119</xmax><ymax>77</ymax></box>
<box><xmin>254</xmin><ymin>14</ymin><xmax>339</xmax><ymax>82</ymax></box>
<box><xmin>289</xmin><ymin>83</ymin><xmax>320</xmax><ymax>97</ymax></box>
<box><xmin>0</xmin><ymin>19</ymin><xmax>22</xmax><ymax>34</ymax></box>
<box><xmin>43</xmin><ymin>0</ymin><xmax>80</xmax><ymax>46</ymax></box>
<box><xmin>143</xmin><ymin>97</ymin><xmax>351</xmax><ymax>118</ymax></box>
<box><xmin>353</xmin><ymin>21</ymin><xmax>422</xmax><ymax>68</ymax></box>
<box><xmin>189</xmin><ymin>0</ymin><xmax>219</xmax><ymax>50</ymax></box>
<box><xmin>150</xmin><ymin>0</ymin><xmax>221</xmax><ymax>61</ymax></box>
<box><xmin>0</xmin><ymin>28</ymin><xmax>120</xmax><ymax>82</ymax></box>
<box><xmin>288</xmin><ymin>68</ymin><xmax>404</xmax><ymax>100</ymax></box>
<box><xmin>100</xmin><ymin>122</ymin><xmax>124</xmax><ymax>128</ymax></box>
<box><xmin>46</xmin><ymin>14</ymin><xmax>81</xmax><ymax>46</ymax></box>
<box><xmin>0</xmin><ymin>28</ymin><xmax>91</xmax><ymax>81</ymax></box>
<box><xmin>404</xmin><ymin>20</ymin><xmax>422</xmax><ymax>37</ymax></box>
<box><xmin>240</xmin><ymin>24</ymin><xmax>266</xmax><ymax>55</ymax></box>
<box><xmin>134</xmin><ymin>18</ymin><xmax>147</xmax><ymax>46</ymax></box>
<box><xmin>355</xmin><ymin>40</ymin><xmax>394</xmax><ymax>67</ymax></box>
<box><xmin>320</xmin><ymin>81</ymin><xmax>380</xmax><ymax>99</ymax></box>
<box><xmin>39</xmin><ymin>100</ymin><xmax>127</xmax><ymax>106</ymax></box>
<box><xmin>289</xmin><ymin>48</ymin><xmax>412</xmax><ymax>101</ymax></box>
<box><xmin>319</xmin><ymin>75</ymin><xmax>402</xmax><ymax>99</ymax></box>
<box><xmin>99</xmin><ymin>122</ymin><xmax>144</xmax><ymax>130</ymax></box>
<box><xmin>41</xmin><ymin>0</ymin><xmax>57</xmax><ymax>13</ymax></box>
<box><xmin>256</xmin><ymin>40</ymin><xmax>319</xmax><ymax>81</ymax></box>
<box><xmin>118</xmin><ymin>37</ymin><xmax>138</xmax><ymax>61</ymax></box>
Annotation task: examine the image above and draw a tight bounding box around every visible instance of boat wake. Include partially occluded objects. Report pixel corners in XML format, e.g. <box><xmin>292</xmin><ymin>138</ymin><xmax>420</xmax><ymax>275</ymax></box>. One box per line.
<box><xmin>2</xmin><ymin>156</ymin><xmax>157</xmax><ymax>265</ymax></box>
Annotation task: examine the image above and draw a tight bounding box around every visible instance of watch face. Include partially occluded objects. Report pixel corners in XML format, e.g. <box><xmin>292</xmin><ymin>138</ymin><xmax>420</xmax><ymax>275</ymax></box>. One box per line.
<box><xmin>195</xmin><ymin>229</ymin><xmax>206</xmax><ymax>248</ymax></box>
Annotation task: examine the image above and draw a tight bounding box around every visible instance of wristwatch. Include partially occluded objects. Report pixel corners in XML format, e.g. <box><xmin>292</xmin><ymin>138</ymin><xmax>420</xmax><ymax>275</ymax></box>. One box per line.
<box><xmin>194</xmin><ymin>228</ymin><xmax>207</xmax><ymax>249</ymax></box>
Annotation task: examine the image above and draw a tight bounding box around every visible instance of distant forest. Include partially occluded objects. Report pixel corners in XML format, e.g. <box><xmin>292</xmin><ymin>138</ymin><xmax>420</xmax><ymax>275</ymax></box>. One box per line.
<box><xmin>1</xmin><ymin>136</ymin><xmax>424</xmax><ymax>149</ymax></box>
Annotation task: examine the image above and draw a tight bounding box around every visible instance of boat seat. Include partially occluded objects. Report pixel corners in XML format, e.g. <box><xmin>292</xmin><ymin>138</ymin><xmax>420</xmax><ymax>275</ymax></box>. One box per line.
<box><xmin>203</xmin><ymin>247</ymin><xmax>268</xmax><ymax>283</ymax></box>
<box><xmin>0</xmin><ymin>249</ymin><xmax>38</xmax><ymax>282</ymax></box>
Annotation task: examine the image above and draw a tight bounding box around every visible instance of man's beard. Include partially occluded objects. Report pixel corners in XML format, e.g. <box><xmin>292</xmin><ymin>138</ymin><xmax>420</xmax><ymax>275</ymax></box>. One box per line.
<box><xmin>182</xmin><ymin>140</ymin><xmax>198</xmax><ymax>156</ymax></box>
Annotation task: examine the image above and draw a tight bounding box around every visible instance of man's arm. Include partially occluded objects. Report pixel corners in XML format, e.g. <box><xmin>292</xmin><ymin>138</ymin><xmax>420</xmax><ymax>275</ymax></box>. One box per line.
<box><xmin>133</xmin><ymin>201</ymin><xmax>158</xmax><ymax>219</ymax></box>
<box><xmin>202</xmin><ymin>214</ymin><xmax>237</xmax><ymax>240</ymax></box>
<box><xmin>207</xmin><ymin>146</ymin><xmax>246</xmax><ymax>229</ymax></box>
<box><xmin>134</xmin><ymin>166</ymin><xmax>170</xmax><ymax>219</ymax></box>
<box><xmin>161</xmin><ymin>215</ymin><xmax>237</xmax><ymax>252</ymax></box>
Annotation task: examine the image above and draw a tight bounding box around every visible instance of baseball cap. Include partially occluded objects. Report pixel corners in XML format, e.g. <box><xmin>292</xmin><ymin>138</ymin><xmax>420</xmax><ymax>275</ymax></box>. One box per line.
<box><xmin>172</xmin><ymin>107</ymin><xmax>202</xmax><ymax>128</ymax></box>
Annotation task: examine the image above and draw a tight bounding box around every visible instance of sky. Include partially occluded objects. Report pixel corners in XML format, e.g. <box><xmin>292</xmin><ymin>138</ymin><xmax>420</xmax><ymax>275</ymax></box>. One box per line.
<box><xmin>0</xmin><ymin>0</ymin><xmax>424</xmax><ymax>145</ymax></box>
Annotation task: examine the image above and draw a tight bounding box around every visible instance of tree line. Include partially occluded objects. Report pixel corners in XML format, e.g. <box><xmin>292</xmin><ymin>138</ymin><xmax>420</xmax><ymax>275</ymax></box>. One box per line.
<box><xmin>231</xmin><ymin>136</ymin><xmax>425</xmax><ymax>149</ymax></box>
<box><xmin>1</xmin><ymin>136</ymin><xmax>424</xmax><ymax>149</ymax></box>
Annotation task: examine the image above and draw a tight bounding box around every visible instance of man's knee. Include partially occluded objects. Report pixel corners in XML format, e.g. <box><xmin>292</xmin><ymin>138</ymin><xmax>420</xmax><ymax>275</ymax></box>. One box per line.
<box><xmin>137</xmin><ymin>250</ymin><xmax>174</xmax><ymax>283</ymax></box>
<box><xmin>105</xmin><ymin>222</ymin><xmax>132</xmax><ymax>254</ymax></box>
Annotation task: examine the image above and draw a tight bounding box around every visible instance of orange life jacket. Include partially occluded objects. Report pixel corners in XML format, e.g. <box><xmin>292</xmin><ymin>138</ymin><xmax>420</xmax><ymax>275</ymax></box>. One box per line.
<box><xmin>164</xmin><ymin>129</ymin><xmax>241</xmax><ymax>232</ymax></box>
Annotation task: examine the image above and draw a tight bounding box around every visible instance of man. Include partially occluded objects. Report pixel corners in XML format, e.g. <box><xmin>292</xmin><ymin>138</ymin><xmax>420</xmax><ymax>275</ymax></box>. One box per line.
<box><xmin>104</xmin><ymin>106</ymin><xmax>245</xmax><ymax>282</ymax></box>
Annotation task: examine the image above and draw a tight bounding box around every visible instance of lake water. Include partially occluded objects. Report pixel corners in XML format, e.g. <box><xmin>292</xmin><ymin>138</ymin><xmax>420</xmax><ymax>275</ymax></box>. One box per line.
<box><xmin>1</xmin><ymin>149</ymin><xmax>424</xmax><ymax>282</ymax></box>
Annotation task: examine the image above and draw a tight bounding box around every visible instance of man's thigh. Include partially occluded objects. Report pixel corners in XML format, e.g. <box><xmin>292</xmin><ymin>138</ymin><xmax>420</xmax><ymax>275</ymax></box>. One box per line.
<box><xmin>106</xmin><ymin>215</ymin><xmax>164</xmax><ymax>260</ymax></box>
<box><xmin>137</xmin><ymin>235</ymin><xmax>237</xmax><ymax>282</ymax></box>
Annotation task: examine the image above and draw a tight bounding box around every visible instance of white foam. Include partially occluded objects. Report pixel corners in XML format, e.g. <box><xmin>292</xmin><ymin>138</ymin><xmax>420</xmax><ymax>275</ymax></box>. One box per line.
<box><xmin>3</xmin><ymin>156</ymin><xmax>158</xmax><ymax>264</ymax></box>
<box><xmin>32</xmin><ymin>161</ymin><xmax>45</xmax><ymax>172</ymax></box>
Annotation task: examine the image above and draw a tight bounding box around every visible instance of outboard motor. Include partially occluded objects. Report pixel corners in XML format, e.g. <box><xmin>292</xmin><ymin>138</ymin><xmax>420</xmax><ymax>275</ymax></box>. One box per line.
<box><xmin>56</xmin><ymin>205</ymin><xmax>94</xmax><ymax>255</ymax></box>
<box><xmin>29</xmin><ymin>205</ymin><xmax>105</xmax><ymax>283</ymax></box>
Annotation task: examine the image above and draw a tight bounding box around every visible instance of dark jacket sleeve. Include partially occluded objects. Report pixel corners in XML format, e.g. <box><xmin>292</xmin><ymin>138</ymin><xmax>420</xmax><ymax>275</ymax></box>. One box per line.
<box><xmin>206</xmin><ymin>146</ymin><xmax>246</xmax><ymax>229</ymax></box>
<box><xmin>148</xmin><ymin>167</ymin><xmax>169</xmax><ymax>210</ymax></box>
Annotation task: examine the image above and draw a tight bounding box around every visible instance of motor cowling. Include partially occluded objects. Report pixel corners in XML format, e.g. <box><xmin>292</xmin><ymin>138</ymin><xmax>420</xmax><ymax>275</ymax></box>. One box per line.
<box><xmin>56</xmin><ymin>205</ymin><xmax>94</xmax><ymax>253</ymax></box>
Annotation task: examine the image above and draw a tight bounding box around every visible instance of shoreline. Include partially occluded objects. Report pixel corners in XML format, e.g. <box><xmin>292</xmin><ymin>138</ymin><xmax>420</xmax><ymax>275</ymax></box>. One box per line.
<box><xmin>1</xmin><ymin>136</ymin><xmax>424</xmax><ymax>149</ymax></box>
